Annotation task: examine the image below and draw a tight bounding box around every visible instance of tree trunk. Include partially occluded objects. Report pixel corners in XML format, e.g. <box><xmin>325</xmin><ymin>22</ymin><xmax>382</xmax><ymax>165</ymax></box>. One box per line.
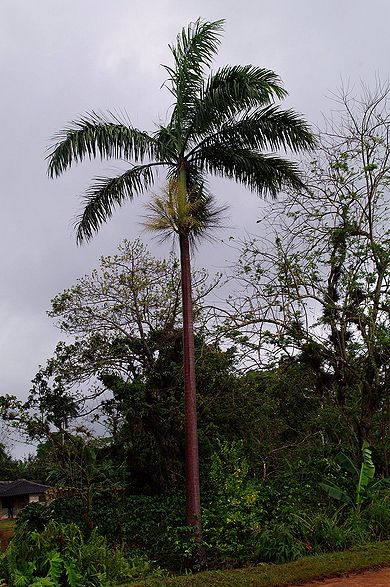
<box><xmin>179</xmin><ymin>231</ymin><xmax>202</xmax><ymax>539</ymax></box>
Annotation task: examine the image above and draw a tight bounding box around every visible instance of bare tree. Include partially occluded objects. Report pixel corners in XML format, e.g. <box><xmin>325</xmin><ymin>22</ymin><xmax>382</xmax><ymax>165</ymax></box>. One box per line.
<box><xmin>225</xmin><ymin>83</ymin><xmax>390</xmax><ymax>452</ymax></box>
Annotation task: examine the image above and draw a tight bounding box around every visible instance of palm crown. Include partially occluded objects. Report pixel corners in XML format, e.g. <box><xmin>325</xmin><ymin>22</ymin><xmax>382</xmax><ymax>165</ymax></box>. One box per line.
<box><xmin>47</xmin><ymin>18</ymin><xmax>315</xmax><ymax>244</ymax></box>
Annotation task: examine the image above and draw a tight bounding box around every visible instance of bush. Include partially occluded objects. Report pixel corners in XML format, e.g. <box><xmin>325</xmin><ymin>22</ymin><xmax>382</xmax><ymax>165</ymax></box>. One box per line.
<box><xmin>294</xmin><ymin>511</ymin><xmax>350</xmax><ymax>553</ymax></box>
<box><xmin>343</xmin><ymin>511</ymin><xmax>371</xmax><ymax>546</ymax></box>
<box><xmin>50</xmin><ymin>495</ymin><xmax>90</xmax><ymax>531</ymax></box>
<box><xmin>14</xmin><ymin>502</ymin><xmax>51</xmax><ymax>533</ymax></box>
<box><xmin>12</xmin><ymin>492</ymin><xmax>188</xmax><ymax>570</ymax></box>
<box><xmin>93</xmin><ymin>492</ymin><xmax>190</xmax><ymax>569</ymax></box>
<box><xmin>363</xmin><ymin>497</ymin><xmax>390</xmax><ymax>540</ymax></box>
<box><xmin>200</xmin><ymin>441</ymin><xmax>264</xmax><ymax>565</ymax></box>
<box><xmin>2</xmin><ymin>521</ymin><xmax>162</xmax><ymax>586</ymax></box>
<box><xmin>255</xmin><ymin>523</ymin><xmax>306</xmax><ymax>563</ymax></box>
<box><xmin>16</xmin><ymin>497</ymin><xmax>91</xmax><ymax>537</ymax></box>
<box><xmin>0</xmin><ymin>552</ymin><xmax>7</xmax><ymax>583</ymax></box>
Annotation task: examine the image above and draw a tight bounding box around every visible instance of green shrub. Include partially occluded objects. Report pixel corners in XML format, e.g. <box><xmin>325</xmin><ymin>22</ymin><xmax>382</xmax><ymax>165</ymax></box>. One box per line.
<box><xmin>14</xmin><ymin>492</ymin><xmax>187</xmax><ymax>570</ymax></box>
<box><xmin>363</xmin><ymin>497</ymin><xmax>390</xmax><ymax>540</ymax></box>
<box><xmin>50</xmin><ymin>496</ymin><xmax>90</xmax><ymax>534</ymax></box>
<box><xmin>16</xmin><ymin>497</ymin><xmax>91</xmax><ymax>537</ymax></box>
<box><xmin>14</xmin><ymin>448</ymin><xmax>390</xmax><ymax>573</ymax></box>
<box><xmin>93</xmin><ymin>493</ymin><xmax>186</xmax><ymax>554</ymax></box>
<box><xmin>2</xmin><ymin>521</ymin><xmax>162</xmax><ymax>586</ymax></box>
<box><xmin>200</xmin><ymin>441</ymin><xmax>264</xmax><ymax>565</ymax></box>
<box><xmin>255</xmin><ymin>523</ymin><xmax>306</xmax><ymax>563</ymax></box>
<box><xmin>295</xmin><ymin>511</ymin><xmax>350</xmax><ymax>553</ymax></box>
<box><xmin>15</xmin><ymin>502</ymin><xmax>52</xmax><ymax>533</ymax></box>
<box><xmin>0</xmin><ymin>552</ymin><xmax>7</xmax><ymax>582</ymax></box>
<box><xmin>344</xmin><ymin>511</ymin><xmax>371</xmax><ymax>546</ymax></box>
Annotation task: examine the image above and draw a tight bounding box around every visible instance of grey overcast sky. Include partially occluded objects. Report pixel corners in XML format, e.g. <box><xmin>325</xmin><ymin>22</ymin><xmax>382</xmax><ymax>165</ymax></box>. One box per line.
<box><xmin>0</xmin><ymin>0</ymin><xmax>389</xmax><ymax>452</ymax></box>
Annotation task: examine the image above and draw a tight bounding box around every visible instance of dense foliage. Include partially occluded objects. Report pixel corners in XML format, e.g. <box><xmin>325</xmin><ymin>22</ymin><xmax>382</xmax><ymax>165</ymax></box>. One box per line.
<box><xmin>0</xmin><ymin>518</ymin><xmax>164</xmax><ymax>586</ymax></box>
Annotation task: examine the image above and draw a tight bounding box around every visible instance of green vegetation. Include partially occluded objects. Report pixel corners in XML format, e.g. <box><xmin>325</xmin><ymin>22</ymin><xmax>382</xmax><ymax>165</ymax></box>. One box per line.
<box><xmin>0</xmin><ymin>520</ymin><xmax>15</xmax><ymax>533</ymax></box>
<box><xmin>0</xmin><ymin>17</ymin><xmax>390</xmax><ymax>587</ymax></box>
<box><xmin>0</xmin><ymin>520</ymin><xmax>164</xmax><ymax>586</ymax></box>
<box><xmin>320</xmin><ymin>441</ymin><xmax>390</xmax><ymax>508</ymax></box>
<box><xmin>128</xmin><ymin>541</ymin><xmax>390</xmax><ymax>586</ymax></box>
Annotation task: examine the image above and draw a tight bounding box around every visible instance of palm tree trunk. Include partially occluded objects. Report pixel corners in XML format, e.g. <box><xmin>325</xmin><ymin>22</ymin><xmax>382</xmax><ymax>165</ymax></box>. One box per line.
<box><xmin>179</xmin><ymin>231</ymin><xmax>202</xmax><ymax>538</ymax></box>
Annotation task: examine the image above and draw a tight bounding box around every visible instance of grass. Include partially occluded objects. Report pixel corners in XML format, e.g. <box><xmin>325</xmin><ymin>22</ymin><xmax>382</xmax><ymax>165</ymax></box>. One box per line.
<box><xmin>127</xmin><ymin>541</ymin><xmax>390</xmax><ymax>587</ymax></box>
<box><xmin>0</xmin><ymin>520</ymin><xmax>15</xmax><ymax>532</ymax></box>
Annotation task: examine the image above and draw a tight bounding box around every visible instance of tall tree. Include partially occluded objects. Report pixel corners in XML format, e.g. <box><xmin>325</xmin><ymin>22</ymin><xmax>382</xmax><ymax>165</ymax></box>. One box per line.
<box><xmin>47</xmin><ymin>18</ymin><xmax>314</xmax><ymax>538</ymax></box>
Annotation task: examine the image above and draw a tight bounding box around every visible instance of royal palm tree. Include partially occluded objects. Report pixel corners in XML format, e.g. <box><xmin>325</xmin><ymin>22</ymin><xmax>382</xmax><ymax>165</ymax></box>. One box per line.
<box><xmin>47</xmin><ymin>18</ymin><xmax>315</xmax><ymax>540</ymax></box>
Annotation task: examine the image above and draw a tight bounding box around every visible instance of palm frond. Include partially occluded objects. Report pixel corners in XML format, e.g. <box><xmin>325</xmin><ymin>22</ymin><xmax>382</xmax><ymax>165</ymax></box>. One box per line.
<box><xmin>165</xmin><ymin>18</ymin><xmax>223</xmax><ymax>93</ymax></box>
<box><xmin>152</xmin><ymin>124</ymin><xmax>180</xmax><ymax>161</ymax></box>
<box><xmin>47</xmin><ymin>112</ymin><xmax>158</xmax><ymax>177</ymax></box>
<box><xmin>170</xmin><ymin>18</ymin><xmax>223</xmax><ymax>70</ymax></box>
<box><xmin>75</xmin><ymin>164</ymin><xmax>158</xmax><ymax>243</ymax></box>
<box><xmin>188</xmin><ymin>66</ymin><xmax>288</xmax><ymax>138</ymax></box>
<box><xmin>189</xmin><ymin>106</ymin><xmax>316</xmax><ymax>156</ymax></box>
<box><xmin>196</xmin><ymin>145</ymin><xmax>306</xmax><ymax>197</ymax></box>
<box><xmin>164</xmin><ymin>19</ymin><xmax>224</xmax><ymax>141</ymax></box>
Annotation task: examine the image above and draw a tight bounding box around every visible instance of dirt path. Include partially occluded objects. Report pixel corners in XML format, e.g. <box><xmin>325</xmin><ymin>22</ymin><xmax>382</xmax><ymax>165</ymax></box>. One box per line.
<box><xmin>299</xmin><ymin>567</ymin><xmax>390</xmax><ymax>586</ymax></box>
<box><xmin>0</xmin><ymin>528</ymin><xmax>14</xmax><ymax>550</ymax></box>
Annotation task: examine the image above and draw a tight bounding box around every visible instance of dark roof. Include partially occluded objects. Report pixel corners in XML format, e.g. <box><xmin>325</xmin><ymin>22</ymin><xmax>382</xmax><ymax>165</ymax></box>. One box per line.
<box><xmin>0</xmin><ymin>479</ymin><xmax>50</xmax><ymax>497</ymax></box>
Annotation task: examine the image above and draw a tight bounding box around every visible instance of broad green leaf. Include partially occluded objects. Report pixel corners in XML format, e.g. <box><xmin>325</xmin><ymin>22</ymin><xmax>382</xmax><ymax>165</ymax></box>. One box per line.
<box><xmin>335</xmin><ymin>452</ymin><xmax>359</xmax><ymax>477</ymax></box>
<box><xmin>319</xmin><ymin>482</ymin><xmax>353</xmax><ymax>505</ymax></box>
<box><xmin>356</xmin><ymin>440</ymin><xmax>375</xmax><ymax>505</ymax></box>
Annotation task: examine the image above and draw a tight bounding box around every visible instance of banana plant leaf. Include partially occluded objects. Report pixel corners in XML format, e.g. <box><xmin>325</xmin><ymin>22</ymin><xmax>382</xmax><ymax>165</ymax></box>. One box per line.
<box><xmin>356</xmin><ymin>440</ymin><xmax>375</xmax><ymax>505</ymax></box>
<box><xmin>319</xmin><ymin>482</ymin><xmax>353</xmax><ymax>505</ymax></box>
<box><xmin>369</xmin><ymin>476</ymin><xmax>390</xmax><ymax>491</ymax></box>
<box><xmin>336</xmin><ymin>452</ymin><xmax>359</xmax><ymax>477</ymax></box>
